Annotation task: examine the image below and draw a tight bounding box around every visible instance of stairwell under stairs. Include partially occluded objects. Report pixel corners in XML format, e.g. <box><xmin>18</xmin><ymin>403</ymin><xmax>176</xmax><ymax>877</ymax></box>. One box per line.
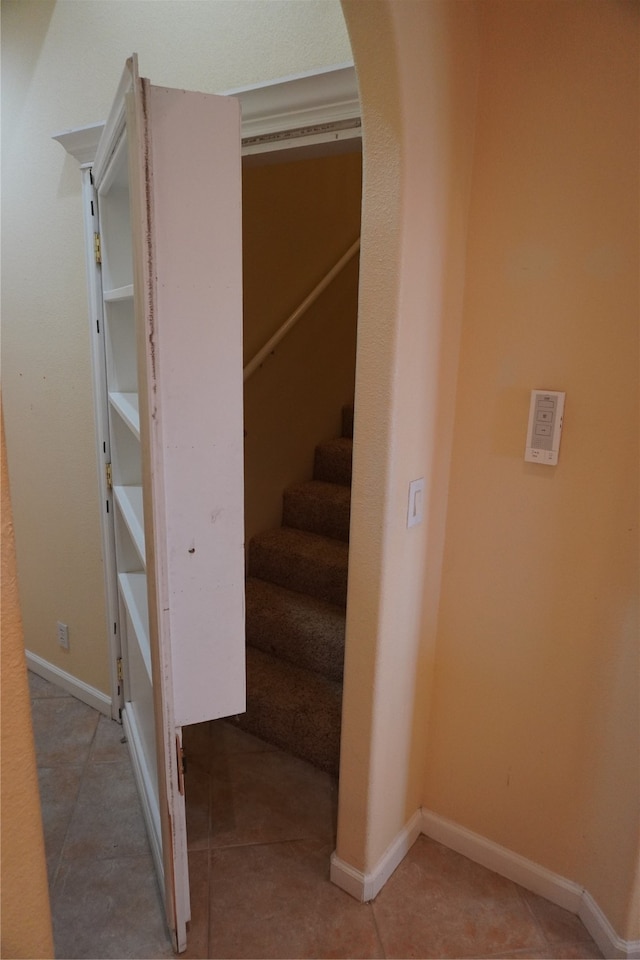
<box><xmin>238</xmin><ymin>404</ymin><xmax>354</xmax><ymax>776</ymax></box>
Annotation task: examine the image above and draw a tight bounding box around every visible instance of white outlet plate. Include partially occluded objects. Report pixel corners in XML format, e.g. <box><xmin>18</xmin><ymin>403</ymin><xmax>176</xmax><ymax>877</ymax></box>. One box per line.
<box><xmin>57</xmin><ymin>621</ymin><xmax>69</xmax><ymax>650</ymax></box>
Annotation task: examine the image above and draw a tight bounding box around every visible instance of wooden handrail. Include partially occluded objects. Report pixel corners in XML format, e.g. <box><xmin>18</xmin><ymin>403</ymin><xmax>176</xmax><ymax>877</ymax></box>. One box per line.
<box><xmin>243</xmin><ymin>238</ymin><xmax>360</xmax><ymax>382</ymax></box>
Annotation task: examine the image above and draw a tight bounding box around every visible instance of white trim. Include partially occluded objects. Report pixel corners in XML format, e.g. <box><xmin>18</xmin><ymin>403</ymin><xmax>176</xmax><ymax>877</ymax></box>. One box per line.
<box><xmin>78</xmin><ymin>165</ymin><xmax>123</xmax><ymax>722</ymax></box>
<box><xmin>51</xmin><ymin>122</ymin><xmax>104</xmax><ymax>167</ymax></box>
<box><xmin>52</xmin><ymin>62</ymin><xmax>361</xmax><ymax>167</ymax></box>
<box><xmin>422</xmin><ymin>809</ymin><xmax>639</xmax><ymax>960</ymax></box>
<box><xmin>121</xmin><ymin>706</ymin><xmax>164</xmax><ymax>885</ymax></box>
<box><xmin>421</xmin><ymin>809</ymin><xmax>582</xmax><ymax>912</ymax></box>
<box><xmin>332</xmin><ymin>807</ymin><xmax>638</xmax><ymax>958</ymax></box>
<box><xmin>580</xmin><ymin>889</ymin><xmax>640</xmax><ymax>960</ymax></box>
<box><xmin>331</xmin><ymin>809</ymin><xmax>422</xmax><ymax>902</ymax></box>
<box><xmin>26</xmin><ymin>651</ymin><xmax>111</xmax><ymax>716</ymax></box>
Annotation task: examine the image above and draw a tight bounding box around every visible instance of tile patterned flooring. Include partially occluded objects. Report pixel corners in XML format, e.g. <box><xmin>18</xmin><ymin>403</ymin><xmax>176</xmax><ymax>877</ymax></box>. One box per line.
<box><xmin>30</xmin><ymin>672</ymin><xmax>604</xmax><ymax>960</ymax></box>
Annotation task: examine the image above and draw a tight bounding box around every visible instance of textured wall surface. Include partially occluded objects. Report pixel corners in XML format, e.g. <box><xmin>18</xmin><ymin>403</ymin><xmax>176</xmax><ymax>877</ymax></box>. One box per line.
<box><xmin>1</xmin><ymin>401</ymin><xmax>54</xmax><ymax>959</ymax></box>
<box><xmin>339</xmin><ymin>0</ymin><xmax>638</xmax><ymax>944</ymax></box>
<box><xmin>426</xmin><ymin>1</ymin><xmax>639</xmax><ymax>937</ymax></box>
<box><xmin>338</xmin><ymin>0</ymin><xmax>481</xmax><ymax>872</ymax></box>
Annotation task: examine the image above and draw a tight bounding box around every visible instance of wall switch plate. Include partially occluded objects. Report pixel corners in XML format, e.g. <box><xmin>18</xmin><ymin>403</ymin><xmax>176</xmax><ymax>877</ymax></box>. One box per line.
<box><xmin>57</xmin><ymin>621</ymin><xmax>69</xmax><ymax>650</ymax></box>
<box><xmin>407</xmin><ymin>478</ymin><xmax>425</xmax><ymax>528</ymax></box>
<box><xmin>525</xmin><ymin>390</ymin><xmax>565</xmax><ymax>465</ymax></box>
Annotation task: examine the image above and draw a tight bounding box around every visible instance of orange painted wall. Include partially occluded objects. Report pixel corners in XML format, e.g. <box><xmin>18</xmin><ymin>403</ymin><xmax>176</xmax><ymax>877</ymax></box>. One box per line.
<box><xmin>1</xmin><ymin>401</ymin><xmax>53</xmax><ymax>959</ymax></box>
<box><xmin>425</xmin><ymin>0</ymin><xmax>639</xmax><ymax>938</ymax></box>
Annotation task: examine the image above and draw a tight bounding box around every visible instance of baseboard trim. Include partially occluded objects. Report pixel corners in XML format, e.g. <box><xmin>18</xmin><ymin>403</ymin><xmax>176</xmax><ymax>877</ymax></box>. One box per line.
<box><xmin>26</xmin><ymin>651</ymin><xmax>112</xmax><ymax>716</ymax></box>
<box><xmin>331</xmin><ymin>808</ymin><xmax>422</xmax><ymax>901</ymax></box>
<box><xmin>421</xmin><ymin>809</ymin><xmax>582</xmax><ymax>911</ymax></box>
<box><xmin>579</xmin><ymin>889</ymin><xmax>640</xmax><ymax>960</ymax></box>
<box><xmin>422</xmin><ymin>809</ymin><xmax>638</xmax><ymax>960</ymax></box>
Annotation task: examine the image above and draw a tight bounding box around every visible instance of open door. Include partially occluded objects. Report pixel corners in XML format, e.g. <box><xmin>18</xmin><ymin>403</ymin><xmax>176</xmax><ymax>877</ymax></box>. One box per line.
<box><xmin>92</xmin><ymin>56</ymin><xmax>245</xmax><ymax>952</ymax></box>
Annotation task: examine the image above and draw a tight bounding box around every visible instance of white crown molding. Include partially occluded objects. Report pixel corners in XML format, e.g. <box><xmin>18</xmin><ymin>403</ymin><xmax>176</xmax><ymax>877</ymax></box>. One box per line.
<box><xmin>53</xmin><ymin>61</ymin><xmax>361</xmax><ymax>165</ymax></box>
<box><xmin>51</xmin><ymin>122</ymin><xmax>105</xmax><ymax>168</ymax></box>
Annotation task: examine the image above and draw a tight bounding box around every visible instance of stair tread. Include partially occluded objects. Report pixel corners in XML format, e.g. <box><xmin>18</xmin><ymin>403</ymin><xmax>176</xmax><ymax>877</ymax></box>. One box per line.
<box><xmin>238</xmin><ymin>647</ymin><xmax>342</xmax><ymax>774</ymax></box>
<box><xmin>246</xmin><ymin>576</ymin><xmax>345</xmax><ymax>681</ymax></box>
<box><xmin>252</xmin><ymin>525</ymin><xmax>349</xmax><ymax>558</ymax></box>
<box><xmin>249</xmin><ymin>527</ymin><xmax>349</xmax><ymax>606</ymax></box>
<box><xmin>283</xmin><ymin>480</ymin><xmax>350</xmax><ymax>542</ymax></box>
<box><xmin>285</xmin><ymin>479</ymin><xmax>351</xmax><ymax>500</ymax></box>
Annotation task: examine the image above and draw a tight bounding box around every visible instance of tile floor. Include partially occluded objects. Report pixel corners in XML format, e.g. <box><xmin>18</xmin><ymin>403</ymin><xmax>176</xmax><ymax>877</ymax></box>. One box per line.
<box><xmin>31</xmin><ymin>671</ymin><xmax>604</xmax><ymax>960</ymax></box>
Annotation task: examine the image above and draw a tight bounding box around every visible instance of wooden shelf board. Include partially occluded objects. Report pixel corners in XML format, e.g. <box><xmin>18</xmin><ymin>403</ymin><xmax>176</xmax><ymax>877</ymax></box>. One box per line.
<box><xmin>104</xmin><ymin>284</ymin><xmax>134</xmax><ymax>302</ymax></box>
<box><xmin>118</xmin><ymin>572</ymin><xmax>152</xmax><ymax>684</ymax></box>
<box><xmin>109</xmin><ymin>392</ymin><xmax>140</xmax><ymax>438</ymax></box>
<box><xmin>113</xmin><ymin>485</ymin><xmax>145</xmax><ymax>567</ymax></box>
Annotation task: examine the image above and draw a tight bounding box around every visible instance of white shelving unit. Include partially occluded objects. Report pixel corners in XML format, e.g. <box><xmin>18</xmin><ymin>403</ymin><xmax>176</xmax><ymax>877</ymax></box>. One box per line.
<box><xmin>53</xmin><ymin>58</ymin><xmax>361</xmax><ymax>956</ymax></box>
<box><xmin>59</xmin><ymin>56</ymin><xmax>247</xmax><ymax>953</ymax></box>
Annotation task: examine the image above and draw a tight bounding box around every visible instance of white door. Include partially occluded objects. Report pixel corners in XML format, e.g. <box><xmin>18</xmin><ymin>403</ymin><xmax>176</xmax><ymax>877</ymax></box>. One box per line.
<box><xmin>92</xmin><ymin>56</ymin><xmax>245</xmax><ymax>952</ymax></box>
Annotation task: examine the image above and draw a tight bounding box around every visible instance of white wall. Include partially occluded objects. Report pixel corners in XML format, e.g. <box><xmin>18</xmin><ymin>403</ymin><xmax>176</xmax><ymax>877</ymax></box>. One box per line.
<box><xmin>1</xmin><ymin>0</ymin><xmax>352</xmax><ymax>695</ymax></box>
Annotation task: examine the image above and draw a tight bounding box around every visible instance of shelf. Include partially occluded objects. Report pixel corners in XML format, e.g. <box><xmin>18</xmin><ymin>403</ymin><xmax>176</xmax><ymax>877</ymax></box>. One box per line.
<box><xmin>113</xmin><ymin>485</ymin><xmax>145</xmax><ymax>566</ymax></box>
<box><xmin>109</xmin><ymin>392</ymin><xmax>140</xmax><ymax>438</ymax></box>
<box><xmin>104</xmin><ymin>284</ymin><xmax>134</xmax><ymax>302</ymax></box>
<box><xmin>118</xmin><ymin>572</ymin><xmax>152</xmax><ymax>684</ymax></box>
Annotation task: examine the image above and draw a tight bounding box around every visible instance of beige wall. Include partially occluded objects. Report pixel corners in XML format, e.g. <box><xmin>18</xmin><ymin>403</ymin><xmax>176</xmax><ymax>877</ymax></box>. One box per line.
<box><xmin>1</xmin><ymin>403</ymin><xmax>54</xmax><ymax>960</ymax></box>
<box><xmin>425</xmin><ymin>0</ymin><xmax>639</xmax><ymax>938</ymax></box>
<box><xmin>338</xmin><ymin>0</ymin><xmax>481</xmax><ymax>871</ymax></box>
<box><xmin>1</xmin><ymin>0</ymin><xmax>352</xmax><ymax>694</ymax></box>
<box><xmin>243</xmin><ymin>151</ymin><xmax>361</xmax><ymax>546</ymax></box>
<box><xmin>339</xmin><ymin>0</ymin><xmax>638</xmax><ymax>944</ymax></box>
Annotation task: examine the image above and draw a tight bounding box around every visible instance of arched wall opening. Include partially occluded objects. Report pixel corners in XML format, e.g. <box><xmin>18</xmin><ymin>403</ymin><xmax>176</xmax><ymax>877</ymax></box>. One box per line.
<box><xmin>335</xmin><ymin>0</ymin><xmax>481</xmax><ymax>879</ymax></box>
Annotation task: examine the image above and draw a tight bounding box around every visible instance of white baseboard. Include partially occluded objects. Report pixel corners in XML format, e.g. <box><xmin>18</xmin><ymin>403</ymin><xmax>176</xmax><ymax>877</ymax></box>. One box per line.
<box><xmin>422</xmin><ymin>809</ymin><xmax>638</xmax><ymax>960</ymax></box>
<box><xmin>422</xmin><ymin>809</ymin><xmax>582</xmax><ymax>911</ymax></box>
<box><xmin>26</xmin><ymin>650</ymin><xmax>112</xmax><ymax>717</ymax></box>
<box><xmin>332</xmin><ymin>806</ymin><xmax>638</xmax><ymax>958</ymax></box>
<box><xmin>580</xmin><ymin>888</ymin><xmax>640</xmax><ymax>960</ymax></box>
<box><xmin>331</xmin><ymin>808</ymin><xmax>422</xmax><ymax>901</ymax></box>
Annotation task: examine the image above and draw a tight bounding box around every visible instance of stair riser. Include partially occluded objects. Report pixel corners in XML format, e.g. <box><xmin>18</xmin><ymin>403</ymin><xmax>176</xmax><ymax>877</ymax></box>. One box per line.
<box><xmin>238</xmin><ymin>649</ymin><xmax>342</xmax><ymax>775</ymax></box>
<box><xmin>314</xmin><ymin>444</ymin><xmax>352</xmax><ymax>486</ymax></box>
<box><xmin>282</xmin><ymin>491</ymin><xmax>350</xmax><ymax>543</ymax></box>
<box><xmin>246</xmin><ymin>581</ymin><xmax>345</xmax><ymax>683</ymax></box>
<box><xmin>249</xmin><ymin>542</ymin><xmax>348</xmax><ymax>607</ymax></box>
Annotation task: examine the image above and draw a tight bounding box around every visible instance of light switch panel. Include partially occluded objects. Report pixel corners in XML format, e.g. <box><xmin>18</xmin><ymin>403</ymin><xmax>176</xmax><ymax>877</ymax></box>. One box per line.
<box><xmin>525</xmin><ymin>390</ymin><xmax>565</xmax><ymax>465</ymax></box>
<box><xmin>407</xmin><ymin>478</ymin><xmax>425</xmax><ymax>528</ymax></box>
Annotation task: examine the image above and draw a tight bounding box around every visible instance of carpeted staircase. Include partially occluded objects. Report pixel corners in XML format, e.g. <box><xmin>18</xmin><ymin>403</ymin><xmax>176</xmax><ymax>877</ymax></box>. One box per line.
<box><xmin>238</xmin><ymin>404</ymin><xmax>353</xmax><ymax>775</ymax></box>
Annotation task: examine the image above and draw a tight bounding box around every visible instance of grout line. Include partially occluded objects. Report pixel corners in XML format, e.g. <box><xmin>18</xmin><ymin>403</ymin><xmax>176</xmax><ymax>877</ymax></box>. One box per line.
<box><xmin>51</xmin><ymin>711</ymin><xmax>101</xmax><ymax>887</ymax></box>
<box><xmin>515</xmin><ymin>881</ymin><xmax>553</xmax><ymax>950</ymax></box>
<box><xmin>369</xmin><ymin>898</ymin><xmax>388</xmax><ymax>960</ymax></box>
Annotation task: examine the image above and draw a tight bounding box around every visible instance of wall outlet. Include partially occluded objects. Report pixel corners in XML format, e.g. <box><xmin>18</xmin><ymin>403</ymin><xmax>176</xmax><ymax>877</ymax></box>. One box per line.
<box><xmin>57</xmin><ymin>621</ymin><xmax>69</xmax><ymax>650</ymax></box>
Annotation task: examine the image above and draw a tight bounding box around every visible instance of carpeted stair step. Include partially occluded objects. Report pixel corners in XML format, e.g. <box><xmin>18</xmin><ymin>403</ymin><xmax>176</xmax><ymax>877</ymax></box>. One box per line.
<box><xmin>313</xmin><ymin>436</ymin><xmax>353</xmax><ymax>486</ymax></box>
<box><xmin>283</xmin><ymin>479</ymin><xmax>351</xmax><ymax>542</ymax></box>
<box><xmin>248</xmin><ymin>527</ymin><xmax>348</xmax><ymax>607</ymax></box>
<box><xmin>237</xmin><ymin>647</ymin><xmax>342</xmax><ymax>775</ymax></box>
<box><xmin>245</xmin><ymin>576</ymin><xmax>345</xmax><ymax>682</ymax></box>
